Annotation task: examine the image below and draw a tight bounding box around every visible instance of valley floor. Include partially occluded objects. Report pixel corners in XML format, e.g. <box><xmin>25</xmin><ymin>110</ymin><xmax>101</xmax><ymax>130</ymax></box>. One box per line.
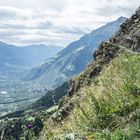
<box><xmin>0</xmin><ymin>77</ymin><xmax>46</xmax><ymax>116</ymax></box>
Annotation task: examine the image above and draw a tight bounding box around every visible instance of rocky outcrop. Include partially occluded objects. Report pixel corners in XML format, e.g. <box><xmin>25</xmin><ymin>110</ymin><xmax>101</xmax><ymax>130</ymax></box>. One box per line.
<box><xmin>110</xmin><ymin>7</ymin><xmax>140</xmax><ymax>52</ymax></box>
<box><xmin>66</xmin><ymin>42</ymin><xmax>120</xmax><ymax>97</ymax></box>
<box><xmin>93</xmin><ymin>42</ymin><xmax>120</xmax><ymax>63</ymax></box>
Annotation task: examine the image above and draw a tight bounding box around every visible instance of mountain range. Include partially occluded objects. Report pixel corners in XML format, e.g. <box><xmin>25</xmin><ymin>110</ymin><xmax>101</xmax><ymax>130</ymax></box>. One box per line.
<box><xmin>0</xmin><ymin>42</ymin><xmax>62</xmax><ymax>77</ymax></box>
<box><xmin>0</xmin><ymin>17</ymin><xmax>126</xmax><ymax>116</ymax></box>
<box><xmin>25</xmin><ymin>17</ymin><xmax>126</xmax><ymax>89</ymax></box>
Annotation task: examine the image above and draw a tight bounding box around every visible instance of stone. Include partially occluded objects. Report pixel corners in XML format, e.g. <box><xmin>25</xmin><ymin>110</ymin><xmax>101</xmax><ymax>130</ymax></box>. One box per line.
<box><xmin>134</xmin><ymin>19</ymin><xmax>139</xmax><ymax>23</ymax></box>
<box><xmin>89</xmin><ymin>64</ymin><xmax>101</xmax><ymax>78</ymax></box>
<box><xmin>136</xmin><ymin>6</ymin><xmax>140</xmax><ymax>15</ymax></box>
<box><xmin>134</xmin><ymin>29</ymin><xmax>140</xmax><ymax>38</ymax></box>
<box><xmin>66</xmin><ymin>133</ymin><xmax>75</xmax><ymax>140</ymax></box>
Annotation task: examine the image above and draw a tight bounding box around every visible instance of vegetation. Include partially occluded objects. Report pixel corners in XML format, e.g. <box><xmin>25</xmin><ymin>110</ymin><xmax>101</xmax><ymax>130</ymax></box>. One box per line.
<box><xmin>0</xmin><ymin>115</ymin><xmax>44</xmax><ymax>140</ymax></box>
<box><xmin>41</xmin><ymin>50</ymin><xmax>140</xmax><ymax>139</ymax></box>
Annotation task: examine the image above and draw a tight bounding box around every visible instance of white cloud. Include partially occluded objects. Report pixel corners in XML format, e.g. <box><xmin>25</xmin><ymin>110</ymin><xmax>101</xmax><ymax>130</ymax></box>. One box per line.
<box><xmin>0</xmin><ymin>6</ymin><xmax>33</xmax><ymax>19</ymax></box>
<box><xmin>0</xmin><ymin>0</ymin><xmax>139</xmax><ymax>46</ymax></box>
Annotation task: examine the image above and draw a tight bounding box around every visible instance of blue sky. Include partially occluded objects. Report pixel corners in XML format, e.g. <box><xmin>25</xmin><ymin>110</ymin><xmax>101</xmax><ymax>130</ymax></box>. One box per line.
<box><xmin>0</xmin><ymin>0</ymin><xmax>139</xmax><ymax>47</ymax></box>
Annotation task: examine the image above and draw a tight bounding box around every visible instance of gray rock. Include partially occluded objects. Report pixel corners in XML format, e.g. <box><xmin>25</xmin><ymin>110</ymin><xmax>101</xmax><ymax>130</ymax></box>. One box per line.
<box><xmin>66</xmin><ymin>133</ymin><xmax>75</xmax><ymax>140</ymax></box>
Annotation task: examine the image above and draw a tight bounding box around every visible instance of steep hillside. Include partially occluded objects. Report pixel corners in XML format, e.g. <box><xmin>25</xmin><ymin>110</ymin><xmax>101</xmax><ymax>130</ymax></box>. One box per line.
<box><xmin>25</xmin><ymin>17</ymin><xmax>126</xmax><ymax>89</ymax></box>
<box><xmin>39</xmin><ymin>7</ymin><xmax>140</xmax><ymax>139</ymax></box>
<box><xmin>22</xmin><ymin>44</ymin><xmax>62</xmax><ymax>67</ymax></box>
<box><xmin>55</xmin><ymin>6</ymin><xmax>140</xmax><ymax>116</ymax></box>
<box><xmin>1</xmin><ymin>49</ymin><xmax>139</xmax><ymax>140</ymax></box>
<box><xmin>42</xmin><ymin>50</ymin><xmax>140</xmax><ymax>140</ymax></box>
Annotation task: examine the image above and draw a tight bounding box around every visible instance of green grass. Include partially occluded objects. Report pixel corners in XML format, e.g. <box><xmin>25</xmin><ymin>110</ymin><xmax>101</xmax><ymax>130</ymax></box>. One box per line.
<box><xmin>42</xmin><ymin>50</ymin><xmax>140</xmax><ymax>139</ymax></box>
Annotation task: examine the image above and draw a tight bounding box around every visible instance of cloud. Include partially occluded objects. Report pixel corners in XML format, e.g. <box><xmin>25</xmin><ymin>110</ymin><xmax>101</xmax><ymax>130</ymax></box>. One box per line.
<box><xmin>0</xmin><ymin>0</ymin><xmax>139</xmax><ymax>46</ymax></box>
<box><xmin>96</xmin><ymin>0</ymin><xmax>139</xmax><ymax>17</ymax></box>
<box><xmin>0</xmin><ymin>6</ymin><xmax>33</xmax><ymax>19</ymax></box>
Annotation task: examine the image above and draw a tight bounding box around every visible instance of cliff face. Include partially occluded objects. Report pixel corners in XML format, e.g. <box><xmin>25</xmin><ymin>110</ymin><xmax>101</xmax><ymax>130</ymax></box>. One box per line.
<box><xmin>57</xmin><ymin>7</ymin><xmax>140</xmax><ymax>120</ymax></box>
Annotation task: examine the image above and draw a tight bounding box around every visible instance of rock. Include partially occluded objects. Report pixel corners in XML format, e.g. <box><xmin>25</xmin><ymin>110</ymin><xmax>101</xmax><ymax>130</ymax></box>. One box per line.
<box><xmin>59</xmin><ymin>102</ymin><xmax>75</xmax><ymax>119</ymax></box>
<box><xmin>68</xmin><ymin>80</ymin><xmax>75</xmax><ymax>96</ymax></box>
<box><xmin>134</xmin><ymin>19</ymin><xmax>139</xmax><ymax>23</ymax></box>
<box><xmin>134</xmin><ymin>29</ymin><xmax>140</xmax><ymax>38</ymax></box>
<box><xmin>111</xmin><ymin>6</ymin><xmax>140</xmax><ymax>52</ymax></box>
<box><xmin>89</xmin><ymin>64</ymin><xmax>101</xmax><ymax>78</ymax></box>
<box><xmin>136</xmin><ymin>6</ymin><xmax>140</xmax><ymax>15</ymax></box>
<box><xmin>65</xmin><ymin>133</ymin><xmax>75</xmax><ymax>140</ymax></box>
<box><xmin>93</xmin><ymin>42</ymin><xmax>120</xmax><ymax>63</ymax></box>
<box><xmin>59</xmin><ymin>96</ymin><xmax>66</xmax><ymax>109</ymax></box>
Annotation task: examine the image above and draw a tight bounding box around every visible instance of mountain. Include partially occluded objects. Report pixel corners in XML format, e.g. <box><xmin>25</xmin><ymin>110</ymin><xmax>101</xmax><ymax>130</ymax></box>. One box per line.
<box><xmin>0</xmin><ymin>7</ymin><xmax>140</xmax><ymax>140</ymax></box>
<box><xmin>0</xmin><ymin>42</ymin><xmax>62</xmax><ymax>77</ymax></box>
<box><xmin>25</xmin><ymin>17</ymin><xmax>126</xmax><ymax>89</ymax></box>
<box><xmin>0</xmin><ymin>42</ymin><xmax>29</xmax><ymax>77</ymax></box>
<box><xmin>22</xmin><ymin>44</ymin><xmax>62</xmax><ymax>66</ymax></box>
<box><xmin>39</xmin><ymin>6</ymin><xmax>140</xmax><ymax>139</ymax></box>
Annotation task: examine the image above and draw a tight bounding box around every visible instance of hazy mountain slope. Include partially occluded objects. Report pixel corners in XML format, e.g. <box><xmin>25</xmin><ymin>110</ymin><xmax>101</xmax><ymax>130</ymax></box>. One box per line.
<box><xmin>22</xmin><ymin>44</ymin><xmax>62</xmax><ymax>66</ymax></box>
<box><xmin>0</xmin><ymin>42</ymin><xmax>24</xmax><ymax>76</ymax></box>
<box><xmin>0</xmin><ymin>42</ymin><xmax>62</xmax><ymax>76</ymax></box>
<box><xmin>25</xmin><ymin>17</ymin><xmax>126</xmax><ymax>89</ymax></box>
<box><xmin>31</xmin><ymin>82</ymin><xmax>69</xmax><ymax>109</ymax></box>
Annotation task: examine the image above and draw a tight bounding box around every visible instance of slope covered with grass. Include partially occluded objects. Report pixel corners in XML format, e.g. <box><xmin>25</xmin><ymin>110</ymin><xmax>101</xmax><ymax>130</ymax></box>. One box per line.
<box><xmin>40</xmin><ymin>50</ymin><xmax>140</xmax><ymax>139</ymax></box>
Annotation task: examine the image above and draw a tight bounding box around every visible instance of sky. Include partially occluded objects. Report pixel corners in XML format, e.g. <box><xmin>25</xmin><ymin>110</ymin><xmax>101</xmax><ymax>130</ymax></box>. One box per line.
<box><xmin>0</xmin><ymin>0</ymin><xmax>139</xmax><ymax>47</ymax></box>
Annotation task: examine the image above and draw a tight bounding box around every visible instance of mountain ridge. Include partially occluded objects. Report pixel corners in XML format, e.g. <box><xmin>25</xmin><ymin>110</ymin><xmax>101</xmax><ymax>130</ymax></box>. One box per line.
<box><xmin>0</xmin><ymin>42</ymin><xmax>62</xmax><ymax>77</ymax></box>
<box><xmin>25</xmin><ymin>17</ymin><xmax>126</xmax><ymax>90</ymax></box>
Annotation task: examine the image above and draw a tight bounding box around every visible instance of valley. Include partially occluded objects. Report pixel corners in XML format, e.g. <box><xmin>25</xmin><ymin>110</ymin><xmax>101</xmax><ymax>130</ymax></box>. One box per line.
<box><xmin>0</xmin><ymin>42</ymin><xmax>62</xmax><ymax>116</ymax></box>
<box><xmin>0</xmin><ymin>76</ymin><xmax>46</xmax><ymax>116</ymax></box>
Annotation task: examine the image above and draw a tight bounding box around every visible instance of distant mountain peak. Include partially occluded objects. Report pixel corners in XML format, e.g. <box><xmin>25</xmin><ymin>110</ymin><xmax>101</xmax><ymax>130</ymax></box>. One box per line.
<box><xmin>117</xmin><ymin>16</ymin><xmax>126</xmax><ymax>20</ymax></box>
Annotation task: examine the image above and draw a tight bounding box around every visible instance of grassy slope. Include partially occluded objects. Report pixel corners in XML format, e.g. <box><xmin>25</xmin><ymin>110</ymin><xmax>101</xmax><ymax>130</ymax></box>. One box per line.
<box><xmin>40</xmin><ymin>49</ymin><xmax>140</xmax><ymax>139</ymax></box>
